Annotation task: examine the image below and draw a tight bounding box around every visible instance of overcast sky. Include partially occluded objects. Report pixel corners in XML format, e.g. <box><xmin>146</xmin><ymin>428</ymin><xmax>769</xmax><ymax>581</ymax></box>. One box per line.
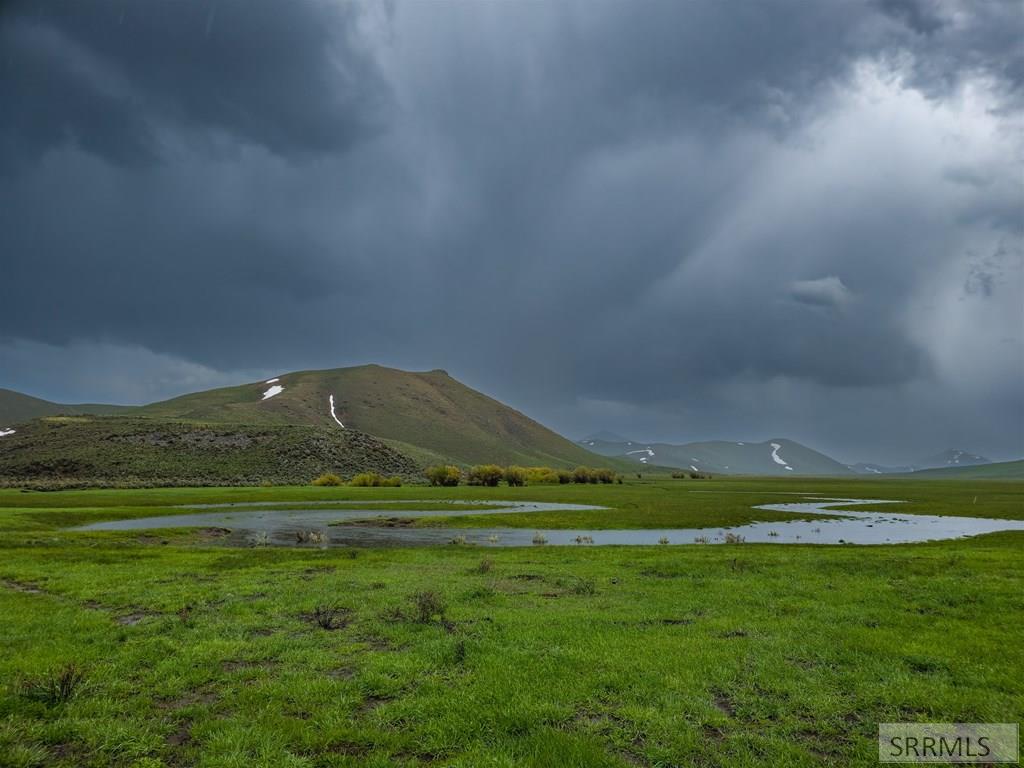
<box><xmin>1</xmin><ymin>0</ymin><xmax>1022</xmax><ymax>463</ymax></box>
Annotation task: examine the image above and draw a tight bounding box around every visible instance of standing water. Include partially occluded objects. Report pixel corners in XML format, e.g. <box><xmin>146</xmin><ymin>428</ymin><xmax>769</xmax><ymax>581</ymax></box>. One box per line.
<box><xmin>73</xmin><ymin>497</ymin><xmax>1024</xmax><ymax>547</ymax></box>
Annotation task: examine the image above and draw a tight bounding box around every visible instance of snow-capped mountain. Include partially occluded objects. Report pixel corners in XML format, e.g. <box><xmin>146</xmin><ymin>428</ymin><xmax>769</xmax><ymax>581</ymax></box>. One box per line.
<box><xmin>578</xmin><ymin>436</ymin><xmax>852</xmax><ymax>475</ymax></box>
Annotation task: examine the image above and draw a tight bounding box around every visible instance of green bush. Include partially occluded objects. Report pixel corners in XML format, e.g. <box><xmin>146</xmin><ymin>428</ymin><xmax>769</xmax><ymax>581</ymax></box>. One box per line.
<box><xmin>524</xmin><ymin>466</ymin><xmax>561</xmax><ymax>484</ymax></box>
<box><xmin>572</xmin><ymin>466</ymin><xmax>595</xmax><ymax>484</ymax></box>
<box><xmin>467</xmin><ymin>464</ymin><xmax>504</xmax><ymax>487</ymax></box>
<box><xmin>351</xmin><ymin>472</ymin><xmax>404</xmax><ymax>487</ymax></box>
<box><xmin>504</xmin><ymin>466</ymin><xmax>527</xmax><ymax>487</ymax></box>
<box><xmin>425</xmin><ymin>465</ymin><xmax>461</xmax><ymax>487</ymax></box>
<box><xmin>557</xmin><ymin>469</ymin><xmax>572</xmax><ymax>484</ymax></box>
<box><xmin>570</xmin><ymin>466</ymin><xmax>616</xmax><ymax>484</ymax></box>
<box><xmin>312</xmin><ymin>473</ymin><xmax>343</xmax><ymax>486</ymax></box>
<box><xmin>350</xmin><ymin>472</ymin><xmax>378</xmax><ymax>487</ymax></box>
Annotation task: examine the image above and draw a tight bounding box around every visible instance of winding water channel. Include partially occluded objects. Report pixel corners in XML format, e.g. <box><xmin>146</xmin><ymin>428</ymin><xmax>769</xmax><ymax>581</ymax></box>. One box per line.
<box><xmin>74</xmin><ymin>497</ymin><xmax>1024</xmax><ymax>547</ymax></box>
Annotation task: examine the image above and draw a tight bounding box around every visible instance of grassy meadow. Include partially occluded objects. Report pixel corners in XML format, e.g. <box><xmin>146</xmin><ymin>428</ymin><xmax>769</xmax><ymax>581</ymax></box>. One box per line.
<box><xmin>1</xmin><ymin>477</ymin><xmax>1022</xmax><ymax>767</ymax></box>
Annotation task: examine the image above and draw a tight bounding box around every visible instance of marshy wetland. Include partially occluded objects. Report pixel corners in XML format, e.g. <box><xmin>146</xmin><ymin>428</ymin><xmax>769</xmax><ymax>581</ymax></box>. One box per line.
<box><xmin>77</xmin><ymin>496</ymin><xmax>1024</xmax><ymax>547</ymax></box>
<box><xmin>3</xmin><ymin>476</ymin><xmax>1023</xmax><ymax>767</ymax></box>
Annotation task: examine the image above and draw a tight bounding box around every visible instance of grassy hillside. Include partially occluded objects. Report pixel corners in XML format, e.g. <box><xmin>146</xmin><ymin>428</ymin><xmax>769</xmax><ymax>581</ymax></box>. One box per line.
<box><xmin>906</xmin><ymin>459</ymin><xmax>1024</xmax><ymax>480</ymax></box>
<box><xmin>0</xmin><ymin>388</ymin><xmax>133</xmax><ymax>426</ymax></box>
<box><xmin>0</xmin><ymin>416</ymin><xmax>419</xmax><ymax>488</ymax></box>
<box><xmin>582</xmin><ymin>437</ymin><xmax>852</xmax><ymax>475</ymax></box>
<box><xmin>137</xmin><ymin>365</ymin><xmax>613</xmax><ymax>468</ymax></box>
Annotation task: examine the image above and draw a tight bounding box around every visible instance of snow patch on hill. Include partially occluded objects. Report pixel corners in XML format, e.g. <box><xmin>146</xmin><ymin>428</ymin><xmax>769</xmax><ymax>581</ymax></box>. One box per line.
<box><xmin>265</xmin><ymin>378</ymin><xmax>280</xmax><ymax>384</ymax></box>
<box><xmin>0</xmin><ymin>428</ymin><xmax>15</xmax><ymax>437</ymax></box>
<box><xmin>627</xmin><ymin>447</ymin><xmax>654</xmax><ymax>464</ymax></box>
<box><xmin>770</xmin><ymin>442</ymin><xmax>794</xmax><ymax>471</ymax></box>
<box><xmin>329</xmin><ymin>395</ymin><xmax>345</xmax><ymax>428</ymax></box>
<box><xmin>261</xmin><ymin>384</ymin><xmax>284</xmax><ymax>400</ymax></box>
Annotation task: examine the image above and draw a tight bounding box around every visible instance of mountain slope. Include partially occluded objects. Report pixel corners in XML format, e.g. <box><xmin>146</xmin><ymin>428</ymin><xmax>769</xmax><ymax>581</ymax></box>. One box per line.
<box><xmin>0</xmin><ymin>415</ymin><xmax>419</xmax><ymax>487</ymax></box>
<box><xmin>847</xmin><ymin>449</ymin><xmax>993</xmax><ymax>474</ymax></box>
<box><xmin>579</xmin><ymin>436</ymin><xmax>852</xmax><ymax>475</ymax></box>
<box><xmin>136</xmin><ymin>365</ymin><xmax>612</xmax><ymax>468</ymax></box>
<box><xmin>580</xmin><ymin>431</ymin><xmax>633</xmax><ymax>444</ymax></box>
<box><xmin>903</xmin><ymin>459</ymin><xmax>1023</xmax><ymax>480</ymax></box>
<box><xmin>847</xmin><ymin>462</ymin><xmax>918</xmax><ymax>475</ymax></box>
<box><xmin>0</xmin><ymin>388</ymin><xmax>133</xmax><ymax>426</ymax></box>
<box><xmin>919</xmin><ymin>449</ymin><xmax>990</xmax><ymax>469</ymax></box>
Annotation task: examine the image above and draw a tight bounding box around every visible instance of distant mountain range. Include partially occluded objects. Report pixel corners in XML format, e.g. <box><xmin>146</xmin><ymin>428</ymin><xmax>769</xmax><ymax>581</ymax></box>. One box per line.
<box><xmin>906</xmin><ymin>459</ymin><xmax>1024</xmax><ymax>479</ymax></box>
<box><xmin>579</xmin><ymin>435</ymin><xmax>851</xmax><ymax>475</ymax></box>
<box><xmin>0</xmin><ymin>388</ymin><xmax>134</xmax><ymax>423</ymax></box>
<box><xmin>2</xmin><ymin>370</ymin><xmax>1018</xmax><ymax>486</ymax></box>
<box><xmin>847</xmin><ymin>449</ymin><xmax>992</xmax><ymax>475</ymax></box>
<box><xmin>578</xmin><ymin>433</ymin><xmax>1012</xmax><ymax>476</ymax></box>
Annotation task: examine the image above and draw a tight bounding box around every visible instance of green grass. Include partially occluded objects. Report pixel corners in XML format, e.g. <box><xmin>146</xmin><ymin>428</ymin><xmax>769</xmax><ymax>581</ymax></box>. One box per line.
<box><xmin>1</xmin><ymin>477</ymin><xmax>1022</xmax><ymax>767</ymax></box>
<box><xmin>408</xmin><ymin>499</ymin><xmax>835</xmax><ymax>530</ymax></box>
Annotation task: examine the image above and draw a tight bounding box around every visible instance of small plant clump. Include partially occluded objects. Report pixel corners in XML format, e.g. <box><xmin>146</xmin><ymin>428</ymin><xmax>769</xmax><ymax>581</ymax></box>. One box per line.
<box><xmin>311</xmin><ymin>604</ymin><xmax>350</xmax><ymax>630</ymax></box>
<box><xmin>472</xmin><ymin>558</ymin><xmax>493</xmax><ymax>574</ymax></box>
<box><xmin>574</xmin><ymin>535</ymin><xmax>594</xmax><ymax>545</ymax></box>
<box><xmin>425</xmin><ymin>465</ymin><xmax>461</xmax><ymax>487</ymax></box>
<box><xmin>20</xmin><ymin>664</ymin><xmax>86</xmax><ymax>705</ymax></box>
<box><xmin>694</xmin><ymin>536</ymin><xmax>710</xmax><ymax>544</ymax></box>
<box><xmin>532</xmin><ymin>532</ymin><xmax>548</xmax><ymax>545</ymax></box>
<box><xmin>295</xmin><ymin>530</ymin><xmax>326</xmax><ymax>545</ymax></box>
<box><xmin>450</xmin><ymin>534</ymin><xmax>468</xmax><ymax>545</ymax></box>
<box><xmin>452</xmin><ymin>639</ymin><xmax>467</xmax><ymax>665</ymax></box>
<box><xmin>658</xmin><ymin>537</ymin><xmax>670</xmax><ymax>545</ymax></box>
<box><xmin>724</xmin><ymin>532</ymin><xmax>746</xmax><ymax>544</ymax></box>
<box><xmin>312</xmin><ymin>473</ymin><xmax>343</xmax><ymax>487</ymax></box>
<box><xmin>411</xmin><ymin>590</ymin><xmax>446</xmax><ymax>623</ymax></box>
<box><xmin>248</xmin><ymin>531</ymin><xmax>270</xmax><ymax>547</ymax></box>
<box><xmin>570</xmin><ymin>578</ymin><xmax>596</xmax><ymax>595</ymax></box>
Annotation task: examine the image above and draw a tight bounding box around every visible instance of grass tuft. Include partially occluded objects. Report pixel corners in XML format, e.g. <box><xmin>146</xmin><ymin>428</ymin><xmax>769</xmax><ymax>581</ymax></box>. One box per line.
<box><xmin>410</xmin><ymin>590</ymin><xmax>446</xmax><ymax>623</ymax></box>
<box><xmin>20</xmin><ymin>663</ymin><xmax>86</xmax><ymax>705</ymax></box>
<box><xmin>471</xmin><ymin>558</ymin><xmax>494</xmax><ymax>574</ymax></box>
<box><xmin>311</xmin><ymin>604</ymin><xmax>350</xmax><ymax>630</ymax></box>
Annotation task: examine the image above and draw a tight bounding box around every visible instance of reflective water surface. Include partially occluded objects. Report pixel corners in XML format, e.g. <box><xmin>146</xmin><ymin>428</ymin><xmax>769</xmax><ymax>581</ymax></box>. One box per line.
<box><xmin>73</xmin><ymin>497</ymin><xmax>1024</xmax><ymax>547</ymax></box>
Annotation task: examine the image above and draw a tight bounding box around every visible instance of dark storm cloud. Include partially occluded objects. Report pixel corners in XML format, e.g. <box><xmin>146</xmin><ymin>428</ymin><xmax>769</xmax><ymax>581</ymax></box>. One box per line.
<box><xmin>1</xmin><ymin>0</ymin><xmax>1021</xmax><ymax>462</ymax></box>
<box><xmin>877</xmin><ymin>0</ymin><xmax>946</xmax><ymax>36</ymax></box>
<box><xmin>0</xmin><ymin>0</ymin><xmax>386</xmax><ymax>169</ymax></box>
